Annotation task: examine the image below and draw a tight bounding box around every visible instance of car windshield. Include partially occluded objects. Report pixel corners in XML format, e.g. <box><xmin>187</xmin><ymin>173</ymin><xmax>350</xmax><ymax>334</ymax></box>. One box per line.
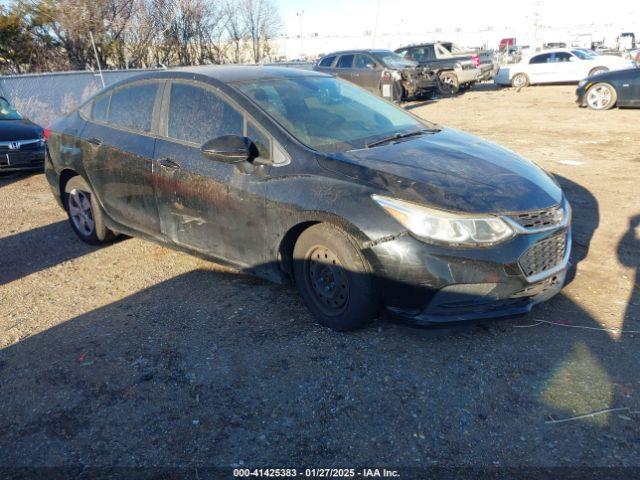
<box><xmin>0</xmin><ymin>97</ymin><xmax>23</xmax><ymax>120</ymax></box>
<box><xmin>375</xmin><ymin>51</ymin><xmax>418</xmax><ymax>69</ymax></box>
<box><xmin>572</xmin><ymin>50</ymin><xmax>595</xmax><ymax>60</ymax></box>
<box><xmin>235</xmin><ymin>76</ymin><xmax>431</xmax><ymax>152</ymax></box>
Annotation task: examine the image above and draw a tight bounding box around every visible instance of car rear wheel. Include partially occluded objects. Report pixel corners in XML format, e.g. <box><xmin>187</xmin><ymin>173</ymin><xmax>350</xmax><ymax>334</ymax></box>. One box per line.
<box><xmin>64</xmin><ymin>176</ymin><xmax>115</xmax><ymax>245</ymax></box>
<box><xmin>586</xmin><ymin>83</ymin><xmax>617</xmax><ymax>110</ymax></box>
<box><xmin>589</xmin><ymin>67</ymin><xmax>609</xmax><ymax>76</ymax></box>
<box><xmin>511</xmin><ymin>73</ymin><xmax>529</xmax><ymax>88</ymax></box>
<box><xmin>293</xmin><ymin>224</ymin><xmax>380</xmax><ymax>331</ymax></box>
<box><xmin>438</xmin><ymin>72</ymin><xmax>459</xmax><ymax>96</ymax></box>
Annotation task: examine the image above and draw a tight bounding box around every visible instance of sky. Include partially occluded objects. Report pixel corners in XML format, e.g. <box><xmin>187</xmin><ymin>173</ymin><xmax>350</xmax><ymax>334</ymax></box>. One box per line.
<box><xmin>277</xmin><ymin>0</ymin><xmax>639</xmax><ymax>38</ymax></box>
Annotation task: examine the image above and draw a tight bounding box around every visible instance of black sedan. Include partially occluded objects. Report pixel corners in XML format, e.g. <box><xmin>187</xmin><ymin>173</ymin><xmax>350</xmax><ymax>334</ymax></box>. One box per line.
<box><xmin>45</xmin><ymin>66</ymin><xmax>571</xmax><ymax>331</ymax></box>
<box><xmin>576</xmin><ymin>68</ymin><xmax>640</xmax><ymax>110</ymax></box>
<box><xmin>0</xmin><ymin>96</ymin><xmax>46</xmax><ymax>172</ymax></box>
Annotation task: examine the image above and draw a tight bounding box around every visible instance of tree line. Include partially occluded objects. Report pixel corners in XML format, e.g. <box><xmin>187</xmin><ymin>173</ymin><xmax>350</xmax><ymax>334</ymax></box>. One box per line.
<box><xmin>0</xmin><ymin>0</ymin><xmax>282</xmax><ymax>74</ymax></box>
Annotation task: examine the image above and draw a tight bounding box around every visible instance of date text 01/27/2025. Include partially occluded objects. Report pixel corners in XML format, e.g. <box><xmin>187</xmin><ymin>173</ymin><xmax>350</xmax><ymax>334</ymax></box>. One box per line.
<box><xmin>233</xmin><ymin>468</ymin><xmax>401</xmax><ymax>478</ymax></box>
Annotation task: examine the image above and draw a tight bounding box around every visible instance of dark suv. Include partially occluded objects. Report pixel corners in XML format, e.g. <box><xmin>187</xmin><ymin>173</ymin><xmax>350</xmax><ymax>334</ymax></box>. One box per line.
<box><xmin>314</xmin><ymin>49</ymin><xmax>437</xmax><ymax>101</ymax></box>
<box><xmin>45</xmin><ymin>66</ymin><xmax>571</xmax><ymax>331</ymax></box>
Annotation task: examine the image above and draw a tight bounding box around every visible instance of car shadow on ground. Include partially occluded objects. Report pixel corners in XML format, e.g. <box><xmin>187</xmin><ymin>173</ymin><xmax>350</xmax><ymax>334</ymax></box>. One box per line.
<box><xmin>469</xmin><ymin>82</ymin><xmax>504</xmax><ymax>92</ymax></box>
<box><xmin>1</xmin><ymin>175</ymin><xmax>639</xmax><ymax>469</ymax></box>
<box><xmin>0</xmin><ymin>221</ymin><xmax>114</xmax><ymax>286</ymax></box>
<box><xmin>0</xmin><ymin>171</ymin><xmax>41</xmax><ymax>188</ymax></box>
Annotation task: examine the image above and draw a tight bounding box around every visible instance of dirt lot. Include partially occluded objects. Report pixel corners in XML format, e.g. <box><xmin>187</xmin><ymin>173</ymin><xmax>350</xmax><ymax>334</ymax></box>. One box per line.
<box><xmin>1</xmin><ymin>85</ymin><xmax>639</xmax><ymax>476</ymax></box>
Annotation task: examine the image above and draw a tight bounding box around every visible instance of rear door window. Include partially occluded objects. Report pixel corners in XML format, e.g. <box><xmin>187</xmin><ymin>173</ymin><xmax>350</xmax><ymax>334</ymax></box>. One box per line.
<box><xmin>319</xmin><ymin>56</ymin><xmax>336</xmax><ymax>67</ymax></box>
<box><xmin>530</xmin><ymin>53</ymin><xmax>552</xmax><ymax>64</ymax></box>
<box><xmin>108</xmin><ymin>83</ymin><xmax>158</xmax><ymax>132</ymax></box>
<box><xmin>167</xmin><ymin>82</ymin><xmax>243</xmax><ymax>145</ymax></box>
<box><xmin>336</xmin><ymin>55</ymin><xmax>354</xmax><ymax>68</ymax></box>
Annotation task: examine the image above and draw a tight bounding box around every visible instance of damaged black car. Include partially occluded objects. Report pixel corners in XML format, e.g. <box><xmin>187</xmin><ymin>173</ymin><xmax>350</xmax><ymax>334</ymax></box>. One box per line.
<box><xmin>45</xmin><ymin>66</ymin><xmax>571</xmax><ymax>331</ymax></box>
<box><xmin>314</xmin><ymin>49</ymin><xmax>438</xmax><ymax>102</ymax></box>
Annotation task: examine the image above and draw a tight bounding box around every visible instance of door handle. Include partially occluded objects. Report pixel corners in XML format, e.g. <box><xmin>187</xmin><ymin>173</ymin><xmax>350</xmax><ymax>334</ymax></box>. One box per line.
<box><xmin>158</xmin><ymin>157</ymin><xmax>180</xmax><ymax>169</ymax></box>
<box><xmin>87</xmin><ymin>137</ymin><xmax>102</xmax><ymax>146</ymax></box>
<box><xmin>352</xmin><ymin>73</ymin><xmax>360</xmax><ymax>77</ymax></box>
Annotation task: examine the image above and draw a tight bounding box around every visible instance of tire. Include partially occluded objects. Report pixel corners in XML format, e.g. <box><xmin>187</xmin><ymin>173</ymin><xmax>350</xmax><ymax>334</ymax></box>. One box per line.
<box><xmin>511</xmin><ymin>72</ymin><xmax>529</xmax><ymax>88</ymax></box>
<box><xmin>589</xmin><ymin>67</ymin><xmax>609</xmax><ymax>77</ymax></box>
<box><xmin>437</xmin><ymin>71</ymin><xmax>459</xmax><ymax>96</ymax></box>
<box><xmin>586</xmin><ymin>82</ymin><xmax>617</xmax><ymax>110</ymax></box>
<box><xmin>293</xmin><ymin>224</ymin><xmax>380</xmax><ymax>331</ymax></box>
<box><xmin>64</xmin><ymin>176</ymin><xmax>115</xmax><ymax>245</ymax></box>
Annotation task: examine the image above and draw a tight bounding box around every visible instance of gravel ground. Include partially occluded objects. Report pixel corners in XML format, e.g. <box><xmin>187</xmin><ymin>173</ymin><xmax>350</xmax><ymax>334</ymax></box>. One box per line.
<box><xmin>1</xmin><ymin>85</ymin><xmax>639</xmax><ymax>476</ymax></box>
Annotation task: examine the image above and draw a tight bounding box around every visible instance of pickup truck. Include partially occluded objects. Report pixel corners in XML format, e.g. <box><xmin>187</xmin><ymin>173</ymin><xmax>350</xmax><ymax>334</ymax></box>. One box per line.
<box><xmin>395</xmin><ymin>41</ymin><xmax>497</xmax><ymax>94</ymax></box>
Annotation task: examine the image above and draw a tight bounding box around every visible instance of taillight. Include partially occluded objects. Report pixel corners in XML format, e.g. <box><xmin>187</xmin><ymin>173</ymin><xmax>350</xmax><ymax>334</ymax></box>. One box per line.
<box><xmin>471</xmin><ymin>54</ymin><xmax>481</xmax><ymax>68</ymax></box>
<box><xmin>43</xmin><ymin>128</ymin><xmax>51</xmax><ymax>141</ymax></box>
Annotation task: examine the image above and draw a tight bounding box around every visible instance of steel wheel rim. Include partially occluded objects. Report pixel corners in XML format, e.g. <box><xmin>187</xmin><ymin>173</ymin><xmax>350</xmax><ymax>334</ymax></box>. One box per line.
<box><xmin>305</xmin><ymin>245</ymin><xmax>349</xmax><ymax>316</ymax></box>
<box><xmin>68</xmin><ymin>189</ymin><xmax>95</xmax><ymax>236</ymax></box>
<box><xmin>587</xmin><ymin>85</ymin><xmax>612</xmax><ymax>109</ymax></box>
<box><xmin>513</xmin><ymin>74</ymin><xmax>526</xmax><ymax>88</ymax></box>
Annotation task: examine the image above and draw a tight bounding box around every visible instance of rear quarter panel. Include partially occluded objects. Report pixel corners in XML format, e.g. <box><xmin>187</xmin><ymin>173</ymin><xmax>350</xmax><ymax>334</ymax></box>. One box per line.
<box><xmin>45</xmin><ymin>111</ymin><xmax>88</xmax><ymax>197</ymax></box>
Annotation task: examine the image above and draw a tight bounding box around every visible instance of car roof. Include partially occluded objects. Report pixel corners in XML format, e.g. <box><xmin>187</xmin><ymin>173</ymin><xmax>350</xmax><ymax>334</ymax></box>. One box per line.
<box><xmin>173</xmin><ymin>65</ymin><xmax>328</xmax><ymax>83</ymax></box>
<box><xmin>322</xmin><ymin>49</ymin><xmax>393</xmax><ymax>57</ymax></box>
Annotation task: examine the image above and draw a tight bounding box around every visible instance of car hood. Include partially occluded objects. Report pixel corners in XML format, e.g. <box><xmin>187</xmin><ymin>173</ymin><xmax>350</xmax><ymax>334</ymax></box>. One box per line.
<box><xmin>593</xmin><ymin>55</ymin><xmax>635</xmax><ymax>70</ymax></box>
<box><xmin>318</xmin><ymin>127</ymin><xmax>563</xmax><ymax>214</ymax></box>
<box><xmin>0</xmin><ymin>119</ymin><xmax>43</xmax><ymax>142</ymax></box>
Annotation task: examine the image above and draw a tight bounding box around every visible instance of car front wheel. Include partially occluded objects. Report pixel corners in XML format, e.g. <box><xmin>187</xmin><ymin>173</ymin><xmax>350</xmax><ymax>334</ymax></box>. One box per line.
<box><xmin>293</xmin><ymin>224</ymin><xmax>380</xmax><ymax>331</ymax></box>
<box><xmin>586</xmin><ymin>83</ymin><xmax>617</xmax><ymax>110</ymax></box>
<box><xmin>64</xmin><ymin>176</ymin><xmax>115</xmax><ymax>245</ymax></box>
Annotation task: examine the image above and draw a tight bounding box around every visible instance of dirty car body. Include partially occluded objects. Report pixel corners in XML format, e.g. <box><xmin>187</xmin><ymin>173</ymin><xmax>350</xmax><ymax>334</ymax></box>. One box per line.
<box><xmin>314</xmin><ymin>50</ymin><xmax>438</xmax><ymax>101</ymax></box>
<box><xmin>45</xmin><ymin>67</ymin><xmax>571</xmax><ymax>328</ymax></box>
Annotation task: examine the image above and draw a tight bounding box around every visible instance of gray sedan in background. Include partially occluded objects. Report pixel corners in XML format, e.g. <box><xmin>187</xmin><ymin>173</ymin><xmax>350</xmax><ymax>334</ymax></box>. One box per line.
<box><xmin>314</xmin><ymin>49</ymin><xmax>438</xmax><ymax>102</ymax></box>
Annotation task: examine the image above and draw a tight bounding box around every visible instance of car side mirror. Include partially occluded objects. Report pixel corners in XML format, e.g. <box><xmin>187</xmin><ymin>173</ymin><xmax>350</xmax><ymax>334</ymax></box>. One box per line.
<box><xmin>366</xmin><ymin>63</ymin><xmax>378</xmax><ymax>70</ymax></box>
<box><xmin>201</xmin><ymin>135</ymin><xmax>251</xmax><ymax>163</ymax></box>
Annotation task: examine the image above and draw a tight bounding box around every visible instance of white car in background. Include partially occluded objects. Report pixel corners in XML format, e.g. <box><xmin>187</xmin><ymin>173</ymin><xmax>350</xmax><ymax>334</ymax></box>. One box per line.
<box><xmin>495</xmin><ymin>48</ymin><xmax>636</xmax><ymax>88</ymax></box>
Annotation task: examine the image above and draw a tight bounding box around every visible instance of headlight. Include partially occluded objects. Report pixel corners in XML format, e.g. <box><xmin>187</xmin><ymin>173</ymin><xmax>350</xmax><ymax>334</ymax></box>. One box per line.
<box><xmin>372</xmin><ymin>195</ymin><xmax>514</xmax><ymax>247</ymax></box>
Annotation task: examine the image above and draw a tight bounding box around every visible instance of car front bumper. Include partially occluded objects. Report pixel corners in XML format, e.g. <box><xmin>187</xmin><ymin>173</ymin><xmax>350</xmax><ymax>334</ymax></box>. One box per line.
<box><xmin>0</xmin><ymin>148</ymin><xmax>45</xmax><ymax>172</ymax></box>
<box><xmin>367</xmin><ymin>216</ymin><xmax>571</xmax><ymax>326</ymax></box>
<box><xmin>576</xmin><ymin>85</ymin><xmax>588</xmax><ymax>106</ymax></box>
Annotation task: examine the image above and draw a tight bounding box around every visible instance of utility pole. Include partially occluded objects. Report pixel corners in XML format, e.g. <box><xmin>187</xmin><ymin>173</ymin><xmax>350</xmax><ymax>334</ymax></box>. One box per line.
<box><xmin>533</xmin><ymin>0</ymin><xmax>543</xmax><ymax>50</ymax></box>
<box><xmin>296</xmin><ymin>11</ymin><xmax>305</xmax><ymax>59</ymax></box>
<box><xmin>372</xmin><ymin>0</ymin><xmax>381</xmax><ymax>48</ymax></box>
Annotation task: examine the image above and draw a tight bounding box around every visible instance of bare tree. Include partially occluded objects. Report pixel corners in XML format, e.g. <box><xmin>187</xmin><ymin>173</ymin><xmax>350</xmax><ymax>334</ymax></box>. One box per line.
<box><xmin>2</xmin><ymin>0</ymin><xmax>280</xmax><ymax>73</ymax></box>
<box><xmin>239</xmin><ymin>0</ymin><xmax>280</xmax><ymax>63</ymax></box>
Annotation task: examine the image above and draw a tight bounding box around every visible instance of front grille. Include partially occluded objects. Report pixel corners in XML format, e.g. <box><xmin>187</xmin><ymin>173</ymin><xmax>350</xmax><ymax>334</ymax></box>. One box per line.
<box><xmin>509</xmin><ymin>204</ymin><xmax>564</xmax><ymax>230</ymax></box>
<box><xmin>0</xmin><ymin>140</ymin><xmax>43</xmax><ymax>153</ymax></box>
<box><xmin>519</xmin><ymin>233</ymin><xmax>567</xmax><ymax>278</ymax></box>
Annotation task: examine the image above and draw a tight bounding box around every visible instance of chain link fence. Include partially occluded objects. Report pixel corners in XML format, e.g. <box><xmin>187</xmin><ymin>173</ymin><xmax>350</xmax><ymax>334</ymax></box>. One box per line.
<box><xmin>0</xmin><ymin>63</ymin><xmax>313</xmax><ymax>128</ymax></box>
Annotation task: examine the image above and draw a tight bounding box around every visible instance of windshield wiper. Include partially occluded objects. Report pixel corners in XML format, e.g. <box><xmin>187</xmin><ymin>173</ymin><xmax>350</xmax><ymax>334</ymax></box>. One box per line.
<box><xmin>365</xmin><ymin>129</ymin><xmax>435</xmax><ymax>149</ymax></box>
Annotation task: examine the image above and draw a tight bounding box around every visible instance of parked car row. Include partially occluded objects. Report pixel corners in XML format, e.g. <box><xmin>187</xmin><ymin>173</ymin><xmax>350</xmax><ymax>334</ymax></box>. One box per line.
<box><xmin>314</xmin><ymin>41</ymin><xmax>499</xmax><ymax>101</ymax></box>
<box><xmin>495</xmin><ymin>48</ymin><xmax>635</xmax><ymax>88</ymax></box>
<box><xmin>494</xmin><ymin>47</ymin><xmax>640</xmax><ymax>110</ymax></box>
